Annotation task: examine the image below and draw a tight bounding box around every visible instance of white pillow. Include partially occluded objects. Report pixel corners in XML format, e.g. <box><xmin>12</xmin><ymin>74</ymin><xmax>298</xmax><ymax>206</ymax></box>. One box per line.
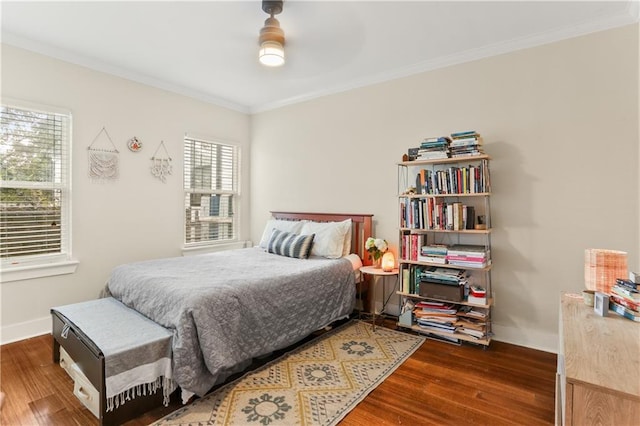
<box><xmin>258</xmin><ymin>219</ymin><xmax>304</xmax><ymax>249</ymax></box>
<box><xmin>342</xmin><ymin>224</ymin><xmax>352</xmax><ymax>257</ymax></box>
<box><xmin>300</xmin><ymin>219</ymin><xmax>351</xmax><ymax>259</ymax></box>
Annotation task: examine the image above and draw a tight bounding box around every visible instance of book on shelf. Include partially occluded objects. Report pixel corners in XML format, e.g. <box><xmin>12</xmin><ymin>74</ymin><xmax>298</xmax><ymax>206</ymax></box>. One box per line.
<box><xmin>415</xmin><ymin>301</ymin><xmax>458</xmax><ymax>314</ymax></box>
<box><xmin>450</xmin><ymin>148</ymin><xmax>484</xmax><ymax>158</ymax></box>
<box><xmin>411</xmin><ymin>266</ymin><xmax>423</xmax><ymax>294</ymax></box>
<box><xmin>609</xmin><ymin>300</ymin><xmax>640</xmax><ymax>322</ymax></box>
<box><xmin>457</xmin><ymin>305</ymin><xmax>487</xmax><ymax>319</ymax></box>
<box><xmin>421</xmin><ymin>244</ymin><xmax>448</xmax><ymax>256</ymax></box>
<box><xmin>447</xmin><ymin>259</ymin><xmax>489</xmax><ymax>269</ymax></box>
<box><xmin>421</xmin><ymin>267</ymin><xmax>467</xmax><ymax>283</ymax></box>
<box><xmin>415</xmin><ymin>137</ymin><xmax>450</xmax><ymax>160</ymax></box>
<box><xmin>418</xmin><ymin>255</ymin><xmax>447</xmax><ymax>264</ymax></box>
<box><xmin>457</xmin><ymin>327</ymin><xmax>485</xmax><ymax>339</ymax></box>
<box><xmin>454</xmin><ymin>318</ymin><xmax>486</xmax><ymax>331</ymax></box>
<box><xmin>609</xmin><ymin>294</ymin><xmax>640</xmax><ymax>313</ymax></box>
<box><xmin>417</xmin><ymin>323</ymin><xmax>457</xmax><ymax>334</ymax></box>
<box><xmin>446</xmin><ymin>254</ymin><xmax>486</xmax><ymax>262</ymax></box>
<box><xmin>450</xmin><ymin>130</ymin><xmax>478</xmax><ymax>139</ymax></box>
<box><xmin>415</xmin><ymin>314</ymin><xmax>456</xmax><ymax>324</ymax></box>
<box><xmin>465</xmin><ymin>206</ymin><xmax>475</xmax><ymax>229</ymax></box>
<box><xmin>445</xmin><ymin>254</ymin><xmax>487</xmax><ymax>262</ymax></box>
<box><xmin>612</xmin><ymin>284</ymin><xmax>640</xmax><ymax>301</ymax></box>
<box><xmin>449</xmin><ymin>131</ymin><xmax>485</xmax><ymax>156</ymax></box>
<box><xmin>447</xmin><ymin>244</ymin><xmax>488</xmax><ymax>256</ymax></box>
<box><xmin>401</xmin><ymin>234</ymin><xmax>421</xmax><ymax>261</ymax></box>
<box><xmin>445</xmin><ymin>246</ymin><xmax>489</xmax><ymax>268</ymax></box>
<box><xmin>616</xmin><ymin>278</ymin><xmax>639</xmax><ymax>292</ymax></box>
<box><xmin>401</xmin><ymin>268</ymin><xmax>410</xmax><ymax>293</ymax></box>
<box><xmin>414</xmin><ymin>313</ymin><xmax>458</xmax><ymax>321</ymax></box>
<box><xmin>450</xmin><ymin>137</ymin><xmax>483</xmax><ymax>147</ymax></box>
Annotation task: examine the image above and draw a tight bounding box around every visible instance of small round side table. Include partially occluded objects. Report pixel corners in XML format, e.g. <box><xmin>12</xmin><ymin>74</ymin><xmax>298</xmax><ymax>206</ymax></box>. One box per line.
<box><xmin>359</xmin><ymin>265</ymin><xmax>399</xmax><ymax>331</ymax></box>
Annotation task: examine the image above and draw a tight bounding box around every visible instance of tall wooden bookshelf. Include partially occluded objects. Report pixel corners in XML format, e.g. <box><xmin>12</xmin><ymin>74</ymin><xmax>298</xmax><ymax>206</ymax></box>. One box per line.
<box><xmin>396</xmin><ymin>154</ymin><xmax>492</xmax><ymax>346</ymax></box>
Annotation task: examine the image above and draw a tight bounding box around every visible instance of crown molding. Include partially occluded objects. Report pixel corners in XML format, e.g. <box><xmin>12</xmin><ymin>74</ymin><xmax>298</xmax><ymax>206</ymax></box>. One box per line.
<box><xmin>3</xmin><ymin>5</ymin><xmax>637</xmax><ymax>117</ymax></box>
<box><xmin>1</xmin><ymin>33</ymin><xmax>250</xmax><ymax>114</ymax></box>
<box><xmin>250</xmin><ymin>9</ymin><xmax>639</xmax><ymax>113</ymax></box>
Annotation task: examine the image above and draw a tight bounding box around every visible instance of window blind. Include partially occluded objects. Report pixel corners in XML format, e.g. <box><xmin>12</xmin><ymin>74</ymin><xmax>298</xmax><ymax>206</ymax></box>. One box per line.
<box><xmin>184</xmin><ymin>136</ymin><xmax>239</xmax><ymax>246</ymax></box>
<box><xmin>0</xmin><ymin>104</ymin><xmax>71</xmax><ymax>262</ymax></box>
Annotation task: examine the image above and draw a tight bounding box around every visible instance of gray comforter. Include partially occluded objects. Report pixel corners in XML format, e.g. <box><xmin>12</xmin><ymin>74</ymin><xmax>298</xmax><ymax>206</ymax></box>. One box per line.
<box><xmin>104</xmin><ymin>247</ymin><xmax>355</xmax><ymax>397</ymax></box>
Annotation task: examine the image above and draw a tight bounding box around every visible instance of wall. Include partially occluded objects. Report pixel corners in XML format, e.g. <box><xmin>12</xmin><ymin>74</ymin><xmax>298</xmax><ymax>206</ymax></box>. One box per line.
<box><xmin>251</xmin><ymin>24</ymin><xmax>639</xmax><ymax>352</ymax></box>
<box><xmin>0</xmin><ymin>45</ymin><xmax>250</xmax><ymax>343</ymax></box>
<box><xmin>2</xmin><ymin>24</ymin><xmax>638</xmax><ymax>352</ymax></box>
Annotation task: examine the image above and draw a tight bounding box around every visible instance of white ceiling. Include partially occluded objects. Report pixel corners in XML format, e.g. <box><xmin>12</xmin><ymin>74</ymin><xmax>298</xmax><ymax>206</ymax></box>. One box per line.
<box><xmin>2</xmin><ymin>1</ymin><xmax>638</xmax><ymax>113</ymax></box>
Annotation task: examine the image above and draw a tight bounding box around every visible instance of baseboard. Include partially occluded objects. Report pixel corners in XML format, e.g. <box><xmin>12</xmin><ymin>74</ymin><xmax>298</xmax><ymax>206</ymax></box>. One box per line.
<box><xmin>491</xmin><ymin>324</ymin><xmax>558</xmax><ymax>354</ymax></box>
<box><xmin>1</xmin><ymin>315</ymin><xmax>51</xmax><ymax>345</ymax></box>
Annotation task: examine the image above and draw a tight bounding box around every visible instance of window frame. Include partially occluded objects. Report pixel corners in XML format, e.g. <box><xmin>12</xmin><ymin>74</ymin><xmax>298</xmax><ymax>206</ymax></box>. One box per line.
<box><xmin>0</xmin><ymin>98</ymin><xmax>77</xmax><ymax>282</ymax></box>
<box><xmin>183</xmin><ymin>134</ymin><xmax>240</xmax><ymax>249</ymax></box>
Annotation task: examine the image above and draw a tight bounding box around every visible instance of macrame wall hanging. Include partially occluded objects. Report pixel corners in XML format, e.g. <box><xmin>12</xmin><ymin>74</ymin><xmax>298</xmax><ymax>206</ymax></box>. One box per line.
<box><xmin>150</xmin><ymin>141</ymin><xmax>172</xmax><ymax>183</ymax></box>
<box><xmin>88</xmin><ymin>127</ymin><xmax>119</xmax><ymax>182</ymax></box>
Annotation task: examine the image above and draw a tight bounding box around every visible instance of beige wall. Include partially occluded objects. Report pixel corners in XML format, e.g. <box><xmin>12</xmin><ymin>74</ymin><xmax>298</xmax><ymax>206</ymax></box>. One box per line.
<box><xmin>251</xmin><ymin>24</ymin><xmax>639</xmax><ymax>352</ymax></box>
<box><xmin>2</xmin><ymin>24</ymin><xmax>638</xmax><ymax>352</ymax></box>
<box><xmin>0</xmin><ymin>45</ymin><xmax>250</xmax><ymax>343</ymax></box>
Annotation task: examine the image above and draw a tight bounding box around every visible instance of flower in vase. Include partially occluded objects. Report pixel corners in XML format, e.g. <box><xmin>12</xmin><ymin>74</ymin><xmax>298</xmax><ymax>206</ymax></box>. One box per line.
<box><xmin>366</xmin><ymin>237</ymin><xmax>388</xmax><ymax>264</ymax></box>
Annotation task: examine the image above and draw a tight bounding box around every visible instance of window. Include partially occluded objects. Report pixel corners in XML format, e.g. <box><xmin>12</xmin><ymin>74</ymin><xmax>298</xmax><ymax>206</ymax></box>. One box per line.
<box><xmin>184</xmin><ymin>135</ymin><xmax>239</xmax><ymax>247</ymax></box>
<box><xmin>0</xmin><ymin>100</ymin><xmax>76</xmax><ymax>280</ymax></box>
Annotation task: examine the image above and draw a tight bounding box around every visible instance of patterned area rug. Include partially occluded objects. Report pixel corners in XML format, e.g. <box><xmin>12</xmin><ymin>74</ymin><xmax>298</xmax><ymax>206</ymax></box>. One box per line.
<box><xmin>151</xmin><ymin>320</ymin><xmax>425</xmax><ymax>426</ymax></box>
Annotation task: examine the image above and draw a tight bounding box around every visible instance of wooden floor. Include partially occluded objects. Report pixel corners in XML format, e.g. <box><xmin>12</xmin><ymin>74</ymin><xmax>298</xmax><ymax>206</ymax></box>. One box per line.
<box><xmin>1</xmin><ymin>320</ymin><xmax>557</xmax><ymax>426</ymax></box>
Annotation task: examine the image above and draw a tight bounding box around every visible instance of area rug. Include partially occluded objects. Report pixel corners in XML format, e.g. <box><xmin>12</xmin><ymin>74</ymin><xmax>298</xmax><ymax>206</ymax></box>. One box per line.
<box><xmin>151</xmin><ymin>320</ymin><xmax>425</xmax><ymax>426</ymax></box>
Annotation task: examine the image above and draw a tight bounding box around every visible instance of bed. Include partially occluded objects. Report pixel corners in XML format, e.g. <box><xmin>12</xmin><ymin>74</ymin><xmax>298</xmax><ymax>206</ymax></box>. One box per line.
<box><xmin>102</xmin><ymin>211</ymin><xmax>373</xmax><ymax>401</ymax></box>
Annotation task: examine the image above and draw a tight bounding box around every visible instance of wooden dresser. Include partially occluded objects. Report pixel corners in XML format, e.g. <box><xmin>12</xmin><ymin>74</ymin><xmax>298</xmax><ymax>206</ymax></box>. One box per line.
<box><xmin>557</xmin><ymin>293</ymin><xmax>640</xmax><ymax>425</ymax></box>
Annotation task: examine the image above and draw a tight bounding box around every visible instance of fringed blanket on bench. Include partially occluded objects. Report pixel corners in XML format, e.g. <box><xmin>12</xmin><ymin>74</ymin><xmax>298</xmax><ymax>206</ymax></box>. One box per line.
<box><xmin>52</xmin><ymin>297</ymin><xmax>174</xmax><ymax>411</ymax></box>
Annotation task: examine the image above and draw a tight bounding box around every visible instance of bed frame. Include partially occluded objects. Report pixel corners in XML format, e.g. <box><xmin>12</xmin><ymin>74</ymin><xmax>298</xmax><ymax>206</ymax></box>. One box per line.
<box><xmin>270</xmin><ymin>211</ymin><xmax>374</xmax><ymax>265</ymax></box>
<box><xmin>52</xmin><ymin>212</ymin><xmax>373</xmax><ymax>425</ymax></box>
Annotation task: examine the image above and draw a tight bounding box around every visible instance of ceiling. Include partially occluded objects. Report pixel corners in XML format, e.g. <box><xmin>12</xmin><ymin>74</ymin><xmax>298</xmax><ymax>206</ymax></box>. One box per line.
<box><xmin>2</xmin><ymin>1</ymin><xmax>638</xmax><ymax>113</ymax></box>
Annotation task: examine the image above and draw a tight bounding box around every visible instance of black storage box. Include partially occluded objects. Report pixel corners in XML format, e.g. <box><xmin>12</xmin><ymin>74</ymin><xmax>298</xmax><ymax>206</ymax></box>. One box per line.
<box><xmin>419</xmin><ymin>281</ymin><xmax>464</xmax><ymax>302</ymax></box>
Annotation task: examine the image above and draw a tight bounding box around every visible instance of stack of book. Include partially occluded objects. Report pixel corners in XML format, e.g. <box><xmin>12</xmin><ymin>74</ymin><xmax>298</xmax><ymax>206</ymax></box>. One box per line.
<box><xmin>458</xmin><ymin>305</ymin><xmax>488</xmax><ymax>320</ymax></box>
<box><xmin>449</xmin><ymin>131</ymin><xmax>485</xmax><ymax>157</ymax></box>
<box><xmin>418</xmin><ymin>244</ymin><xmax>448</xmax><ymax>264</ymax></box>
<box><xmin>416</xmin><ymin>136</ymin><xmax>451</xmax><ymax>160</ymax></box>
<box><xmin>445</xmin><ymin>245</ymin><xmax>490</xmax><ymax>268</ymax></box>
<box><xmin>454</xmin><ymin>316</ymin><xmax>487</xmax><ymax>339</ymax></box>
<box><xmin>609</xmin><ymin>278</ymin><xmax>640</xmax><ymax>322</ymax></box>
<box><xmin>456</xmin><ymin>305</ymin><xmax>489</xmax><ymax>339</ymax></box>
<box><xmin>418</xmin><ymin>267</ymin><xmax>468</xmax><ymax>302</ymax></box>
<box><xmin>420</xmin><ymin>267</ymin><xmax>468</xmax><ymax>287</ymax></box>
<box><xmin>414</xmin><ymin>301</ymin><xmax>458</xmax><ymax>334</ymax></box>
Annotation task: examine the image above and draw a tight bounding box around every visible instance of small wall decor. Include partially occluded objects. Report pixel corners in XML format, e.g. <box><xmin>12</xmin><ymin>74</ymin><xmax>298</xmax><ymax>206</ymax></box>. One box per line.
<box><xmin>127</xmin><ymin>137</ymin><xmax>143</xmax><ymax>152</ymax></box>
<box><xmin>150</xmin><ymin>140</ymin><xmax>172</xmax><ymax>183</ymax></box>
<box><xmin>88</xmin><ymin>126</ymin><xmax>119</xmax><ymax>181</ymax></box>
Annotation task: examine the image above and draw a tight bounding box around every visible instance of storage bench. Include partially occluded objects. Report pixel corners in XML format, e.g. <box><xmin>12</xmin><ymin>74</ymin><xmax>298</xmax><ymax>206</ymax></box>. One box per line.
<box><xmin>51</xmin><ymin>297</ymin><xmax>174</xmax><ymax>425</ymax></box>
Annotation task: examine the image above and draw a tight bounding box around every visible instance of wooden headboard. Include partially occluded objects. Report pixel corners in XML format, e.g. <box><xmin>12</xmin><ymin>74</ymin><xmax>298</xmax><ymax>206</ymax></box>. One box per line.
<box><xmin>270</xmin><ymin>212</ymin><xmax>373</xmax><ymax>265</ymax></box>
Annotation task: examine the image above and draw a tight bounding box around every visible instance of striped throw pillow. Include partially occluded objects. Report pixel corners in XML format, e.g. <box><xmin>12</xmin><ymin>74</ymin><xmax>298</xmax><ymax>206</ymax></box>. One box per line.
<box><xmin>267</xmin><ymin>229</ymin><xmax>315</xmax><ymax>259</ymax></box>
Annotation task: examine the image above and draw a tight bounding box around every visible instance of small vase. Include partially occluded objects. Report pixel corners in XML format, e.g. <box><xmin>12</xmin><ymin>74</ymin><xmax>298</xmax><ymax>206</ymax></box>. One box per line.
<box><xmin>372</xmin><ymin>257</ymin><xmax>382</xmax><ymax>269</ymax></box>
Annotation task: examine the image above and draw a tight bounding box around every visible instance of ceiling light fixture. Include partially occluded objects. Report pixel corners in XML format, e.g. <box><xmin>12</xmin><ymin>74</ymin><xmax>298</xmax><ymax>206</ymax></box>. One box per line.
<box><xmin>259</xmin><ymin>0</ymin><xmax>285</xmax><ymax>67</ymax></box>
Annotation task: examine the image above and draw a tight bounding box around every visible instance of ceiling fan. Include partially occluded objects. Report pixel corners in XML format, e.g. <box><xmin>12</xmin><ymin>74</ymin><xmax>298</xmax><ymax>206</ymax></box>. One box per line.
<box><xmin>258</xmin><ymin>0</ymin><xmax>285</xmax><ymax>67</ymax></box>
